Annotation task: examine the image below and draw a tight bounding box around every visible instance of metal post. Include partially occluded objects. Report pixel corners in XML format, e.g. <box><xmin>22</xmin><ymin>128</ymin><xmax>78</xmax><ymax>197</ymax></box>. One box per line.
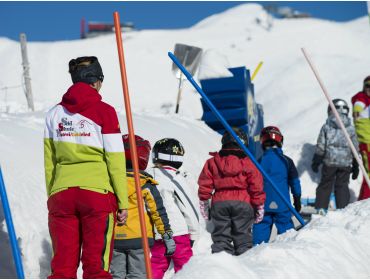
<box><xmin>175</xmin><ymin>51</ymin><xmax>189</xmax><ymax>114</ymax></box>
<box><xmin>19</xmin><ymin>33</ymin><xmax>34</xmax><ymax>112</ymax></box>
<box><xmin>168</xmin><ymin>52</ymin><xmax>306</xmax><ymax>227</ymax></box>
<box><xmin>0</xmin><ymin>166</ymin><xmax>25</xmax><ymax>279</ymax></box>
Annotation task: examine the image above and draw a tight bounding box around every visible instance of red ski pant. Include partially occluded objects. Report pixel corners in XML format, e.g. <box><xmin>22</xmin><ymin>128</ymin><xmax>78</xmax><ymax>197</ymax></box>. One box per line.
<box><xmin>359</xmin><ymin>143</ymin><xmax>370</xmax><ymax>200</ymax></box>
<box><xmin>151</xmin><ymin>234</ymin><xmax>193</xmax><ymax>279</ymax></box>
<box><xmin>47</xmin><ymin>188</ymin><xmax>117</xmax><ymax>279</ymax></box>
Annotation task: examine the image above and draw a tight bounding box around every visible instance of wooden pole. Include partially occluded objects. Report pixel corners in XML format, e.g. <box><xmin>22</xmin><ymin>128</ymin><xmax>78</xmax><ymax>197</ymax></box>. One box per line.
<box><xmin>19</xmin><ymin>33</ymin><xmax>34</xmax><ymax>111</ymax></box>
<box><xmin>113</xmin><ymin>11</ymin><xmax>153</xmax><ymax>279</ymax></box>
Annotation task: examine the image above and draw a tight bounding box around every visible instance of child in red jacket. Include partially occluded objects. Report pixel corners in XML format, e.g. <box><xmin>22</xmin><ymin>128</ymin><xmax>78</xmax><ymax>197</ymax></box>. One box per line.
<box><xmin>198</xmin><ymin>128</ymin><xmax>265</xmax><ymax>255</ymax></box>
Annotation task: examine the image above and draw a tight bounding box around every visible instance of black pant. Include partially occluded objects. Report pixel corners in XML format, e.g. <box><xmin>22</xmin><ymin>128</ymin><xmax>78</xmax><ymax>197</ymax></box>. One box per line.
<box><xmin>315</xmin><ymin>164</ymin><xmax>351</xmax><ymax>209</ymax></box>
<box><xmin>210</xmin><ymin>200</ymin><xmax>254</xmax><ymax>256</ymax></box>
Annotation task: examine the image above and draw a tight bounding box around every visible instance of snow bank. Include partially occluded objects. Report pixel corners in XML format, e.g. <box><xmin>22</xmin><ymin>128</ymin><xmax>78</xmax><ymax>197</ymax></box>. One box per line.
<box><xmin>176</xmin><ymin>199</ymin><xmax>370</xmax><ymax>278</ymax></box>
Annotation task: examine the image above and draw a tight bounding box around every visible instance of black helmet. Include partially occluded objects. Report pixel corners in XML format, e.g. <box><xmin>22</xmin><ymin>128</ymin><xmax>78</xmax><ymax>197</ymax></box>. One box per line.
<box><xmin>68</xmin><ymin>56</ymin><xmax>104</xmax><ymax>84</ymax></box>
<box><xmin>327</xmin><ymin>99</ymin><xmax>349</xmax><ymax>116</ymax></box>
<box><xmin>152</xmin><ymin>138</ymin><xmax>185</xmax><ymax>169</ymax></box>
<box><xmin>221</xmin><ymin>127</ymin><xmax>249</xmax><ymax>148</ymax></box>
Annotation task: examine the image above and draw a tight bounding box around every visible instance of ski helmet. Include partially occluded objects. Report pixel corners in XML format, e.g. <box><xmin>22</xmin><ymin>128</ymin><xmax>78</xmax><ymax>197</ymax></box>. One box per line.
<box><xmin>260</xmin><ymin>126</ymin><xmax>284</xmax><ymax>149</ymax></box>
<box><xmin>327</xmin><ymin>99</ymin><xmax>349</xmax><ymax>116</ymax></box>
<box><xmin>122</xmin><ymin>134</ymin><xmax>151</xmax><ymax>170</ymax></box>
<box><xmin>152</xmin><ymin>138</ymin><xmax>185</xmax><ymax>169</ymax></box>
<box><xmin>68</xmin><ymin>56</ymin><xmax>104</xmax><ymax>84</ymax></box>
<box><xmin>221</xmin><ymin>127</ymin><xmax>249</xmax><ymax>148</ymax></box>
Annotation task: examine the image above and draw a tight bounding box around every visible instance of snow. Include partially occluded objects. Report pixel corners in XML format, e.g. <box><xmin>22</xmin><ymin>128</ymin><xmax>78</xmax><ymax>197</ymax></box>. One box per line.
<box><xmin>0</xmin><ymin>3</ymin><xmax>369</xmax><ymax>278</ymax></box>
<box><xmin>179</xmin><ymin>199</ymin><xmax>370</xmax><ymax>278</ymax></box>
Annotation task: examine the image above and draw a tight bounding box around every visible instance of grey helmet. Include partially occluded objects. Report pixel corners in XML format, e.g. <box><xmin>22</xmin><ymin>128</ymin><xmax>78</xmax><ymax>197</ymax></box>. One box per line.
<box><xmin>328</xmin><ymin>99</ymin><xmax>349</xmax><ymax>116</ymax></box>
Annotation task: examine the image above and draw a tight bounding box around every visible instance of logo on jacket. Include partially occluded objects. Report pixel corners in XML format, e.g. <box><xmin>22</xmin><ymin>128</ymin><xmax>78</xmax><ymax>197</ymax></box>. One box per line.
<box><xmin>57</xmin><ymin>117</ymin><xmax>91</xmax><ymax>137</ymax></box>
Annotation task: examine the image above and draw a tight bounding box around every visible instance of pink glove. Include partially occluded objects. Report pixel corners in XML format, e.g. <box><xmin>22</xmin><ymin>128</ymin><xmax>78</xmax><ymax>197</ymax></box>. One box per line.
<box><xmin>254</xmin><ymin>205</ymin><xmax>264</xmax><ymax>224</ymax></box>
<box><xmin>199</xmin><ymin>200</ymin><xmax>210</xmax><ymax>220</ymax></box>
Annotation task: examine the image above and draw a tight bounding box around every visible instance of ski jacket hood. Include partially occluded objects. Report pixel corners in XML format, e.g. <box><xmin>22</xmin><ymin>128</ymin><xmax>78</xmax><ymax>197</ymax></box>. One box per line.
<box><xmin>326</xmin><ymin>114</ymin><xmax>351</xmax><ymax>128</ymax></box>
<box><xmin>60</xmin><ymin>82</ymin><xmax>102</xmax><ymax>114</ymax></box>
<box><xmin>210</xmin><ymin>150</ymin><xmax>246</xmax><ymax>177</ymax></box>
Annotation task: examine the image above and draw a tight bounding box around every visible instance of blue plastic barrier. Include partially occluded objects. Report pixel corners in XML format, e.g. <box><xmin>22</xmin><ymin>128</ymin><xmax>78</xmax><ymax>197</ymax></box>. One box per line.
<box><xmin>199</xmin><ymin>66</ymin><xmax>264</xmax><ymax>160</ymax></box>
<box><xmin>0</xmin><ymin>166</ymin><xmax>25</xmax><ymax>279</ymax></box>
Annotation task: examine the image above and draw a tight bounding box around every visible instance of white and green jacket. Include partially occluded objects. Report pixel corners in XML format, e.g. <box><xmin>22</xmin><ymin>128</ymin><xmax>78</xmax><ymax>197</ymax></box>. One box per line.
<box><xmin>44</xmin><ymin>82</ymin><xmax>128</xmax><ymax>209</ymax></box>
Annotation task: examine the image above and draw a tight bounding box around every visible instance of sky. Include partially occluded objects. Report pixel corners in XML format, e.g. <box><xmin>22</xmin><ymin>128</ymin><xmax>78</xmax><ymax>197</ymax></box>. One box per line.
<box><xmin>0</xmin><ymin>1</ymin><xmax>368</xmax><ymax>42</ymax></box>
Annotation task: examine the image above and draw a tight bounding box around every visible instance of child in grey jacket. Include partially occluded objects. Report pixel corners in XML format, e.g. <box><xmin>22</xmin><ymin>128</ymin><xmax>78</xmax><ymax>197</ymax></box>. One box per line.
<box><xmin>311</xmin><ymin>99</ymin><xmax>359</xmax><ymax>214</ymax></box>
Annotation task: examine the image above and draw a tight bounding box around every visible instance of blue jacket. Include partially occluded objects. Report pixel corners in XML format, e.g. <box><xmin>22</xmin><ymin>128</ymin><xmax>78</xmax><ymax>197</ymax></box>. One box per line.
<box><xmin>260</xmin><ymin>147</ymin><xmax>301</xmax><ymax>212</ymax></box>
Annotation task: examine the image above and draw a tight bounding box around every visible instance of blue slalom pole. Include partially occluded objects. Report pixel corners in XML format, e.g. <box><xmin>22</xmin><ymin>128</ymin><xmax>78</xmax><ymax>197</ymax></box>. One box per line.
<box><xmin>168</xmin><ymin>52</ymin><xmax>305</xmax><ymax>227</ymax></box>
<box><xmin>0</xmin><ymin>166</ymin><xmax>25</xmax><ymax>279</ymax></box>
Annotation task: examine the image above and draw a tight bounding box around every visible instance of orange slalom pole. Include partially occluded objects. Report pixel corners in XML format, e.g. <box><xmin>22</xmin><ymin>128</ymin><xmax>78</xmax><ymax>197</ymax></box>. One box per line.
<box><xmin>113</xmin><ymin>11</ymin><xmax>153</xmax><ymax>279</ymax></box>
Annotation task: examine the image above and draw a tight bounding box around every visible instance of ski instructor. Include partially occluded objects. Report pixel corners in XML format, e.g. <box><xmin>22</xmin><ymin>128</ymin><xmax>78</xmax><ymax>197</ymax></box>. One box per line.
<box><xmin>43</xmin><ymin>56</ymin><xmax>128</xmax><ymax>278</ymax></box>
<box><xmin>352</xmin><ymin>76</ymin><xmax>370</xmax><ymax>200</ymax></box>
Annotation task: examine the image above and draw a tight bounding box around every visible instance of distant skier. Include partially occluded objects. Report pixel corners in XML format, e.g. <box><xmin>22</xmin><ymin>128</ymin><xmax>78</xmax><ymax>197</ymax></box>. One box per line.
<box><xmin>311</xmin><ymin>99</ymin><xmax>359</xmax><ymax>214</ymax></box>
<box><xmin>44</xmin><ymin>56</ymin><xmax>128</xmax><ymax>278</ymax></box>
<box><xmin>148</xmin><ymin>138</ymin><xmax>199</xmax><ymax>278</ymax></box>
<box><xmin>198</xmin><ymin>128</ymin><xmax>265</xmax><ymax>255</ymax></box>
<box><xmin>352</xmin><ymin>76</ymin><xmax>370</xmax><ymax>200</ymax></box>
<box><xmin>253</xmin><ymin>126</ymin><xmax>301</xmax><ymax>245</ymax></box>
<box><xmin>110</xmin><ymin>135</ymin><xmax>175</xmax><ymax>279</ymax></box>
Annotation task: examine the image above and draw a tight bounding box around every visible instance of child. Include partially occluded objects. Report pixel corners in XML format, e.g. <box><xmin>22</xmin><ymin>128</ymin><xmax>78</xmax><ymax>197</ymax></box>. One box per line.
<box><xmin>253</xmin><ymin>126</ymin><xmax>301</xmax><ymax>245</ymax></box>
<box><xmin>198</xmin><ymin>128</ymin><xmax>265</xmax><ymax>255</ymax></box>
<box><xmin>110</xmin><ymin>134</ymin><xmax>175</xmax><ymax>279</ymax></box>
<box><xmin>311</xmin><ymin>99</ymin><xmax>359</xmax><ymax>214</ymax></box>
<box><xmin>149</xmin><ymin>138</ymin><xmax>200</xmax><ymax>279</ymax></box>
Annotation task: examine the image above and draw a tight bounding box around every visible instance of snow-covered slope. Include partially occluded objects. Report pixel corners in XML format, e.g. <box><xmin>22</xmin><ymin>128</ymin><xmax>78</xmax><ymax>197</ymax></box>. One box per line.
<box><xmin>1</xmin><ymin>3</ymin><xmax>369</xmax><ymax>278</ymax></box>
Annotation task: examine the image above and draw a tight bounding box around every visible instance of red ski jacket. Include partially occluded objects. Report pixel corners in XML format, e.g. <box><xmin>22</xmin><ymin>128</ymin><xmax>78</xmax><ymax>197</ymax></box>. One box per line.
<box><xmin>198</xmin><ymin>150</ymin><xmax>265</xmax><ymax>207</ymax></box>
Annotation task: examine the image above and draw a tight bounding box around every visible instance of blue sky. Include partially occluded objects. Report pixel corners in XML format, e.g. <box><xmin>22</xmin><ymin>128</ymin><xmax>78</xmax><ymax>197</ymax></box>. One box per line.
<box><xmin>0</xmin><ymin>1</ymin><xmax>367</xmax><ymax>42</ymax></box>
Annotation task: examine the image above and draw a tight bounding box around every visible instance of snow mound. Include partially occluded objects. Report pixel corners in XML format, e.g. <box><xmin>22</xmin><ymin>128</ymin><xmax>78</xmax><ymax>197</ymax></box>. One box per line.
<box><xmin>176</xmin><ymin>199</ymin><xmax>370</xmax><ymax>278</ymax></box>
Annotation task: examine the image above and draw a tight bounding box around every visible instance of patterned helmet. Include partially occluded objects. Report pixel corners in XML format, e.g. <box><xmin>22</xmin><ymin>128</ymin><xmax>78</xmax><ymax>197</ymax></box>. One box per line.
<box><xmin>260</xmin><ymin>126</ymin><xmax>284</xmax><ymax>148</ymax></box>
<box><xmin>122</xmin><ymin>134</ymin><xmax>151</xmax><ymax>170</ymax></box>
<box><xmin>152</xmin><ymin>138</ymin><xmax>185</xmax><ymax>169</ymax></box>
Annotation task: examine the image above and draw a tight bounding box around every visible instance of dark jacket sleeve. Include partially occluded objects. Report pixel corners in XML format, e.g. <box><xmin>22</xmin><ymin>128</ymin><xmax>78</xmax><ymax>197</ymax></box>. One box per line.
<box><xmin>284</xmin><ymin>155</ymin><xmax>302</xmax><ymax>197</ymax></box>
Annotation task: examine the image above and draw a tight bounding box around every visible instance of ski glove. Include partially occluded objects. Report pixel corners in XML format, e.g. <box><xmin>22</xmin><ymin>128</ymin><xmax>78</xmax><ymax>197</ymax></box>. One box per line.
<box><xmin>311</xmin><ymin>153</ymin><xmax>324</xmax><ymax>173</ymax></box>
<box><xmin>162</xmin><ymin>231</ymin><xmax>176</xmax><ymax>256</ymax></box>
<box><xmin>199</xmin><ymin>200</ymin><xmax>210</xmax><ymax>220</ymax></box>
<box><xmin>293</xmin><ymin>195</ymin><xmax>301</xmax><ymax>213</ymax></box>
<box><xmin>351</xmin><ymin>158</ymin><xmax>359</xmax><ymax>180</ymax></box>
<box><xmin>254</xmin><ymin>205</ymin><xmax>264</xmax><ymax>224</ymax></box>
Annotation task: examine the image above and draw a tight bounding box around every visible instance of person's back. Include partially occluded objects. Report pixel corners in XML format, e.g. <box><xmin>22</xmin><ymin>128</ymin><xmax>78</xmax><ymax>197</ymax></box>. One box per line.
<box><xmin>198</xmin><ymin>128</ymin><xmax>265</xmax><ymax>255</ymax></box>
<box><xmin>253</xmin><ymin>126</ymin><xmax>301</xmax><ymax>245</ymax></box>
<box><xmin>44</xmin><ymin>56</ymin><xmax>128</xmax><ymax>279</ymax></box>
<box><xmin>260</xmin><ymin>147</ymin><xmax>300</xmax><ymax>213</ymax></box>
<box><xmin>149</xmin><ymin>138</ymin><xmax>199</xmax><ymax>279</ymax></box>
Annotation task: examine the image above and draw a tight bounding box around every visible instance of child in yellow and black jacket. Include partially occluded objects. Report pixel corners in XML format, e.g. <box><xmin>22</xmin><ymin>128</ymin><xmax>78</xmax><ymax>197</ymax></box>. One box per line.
<box><xmin>110</xmin><ymin>135</ymin><xmax>175</xmax><ymax>279</ymax></box>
